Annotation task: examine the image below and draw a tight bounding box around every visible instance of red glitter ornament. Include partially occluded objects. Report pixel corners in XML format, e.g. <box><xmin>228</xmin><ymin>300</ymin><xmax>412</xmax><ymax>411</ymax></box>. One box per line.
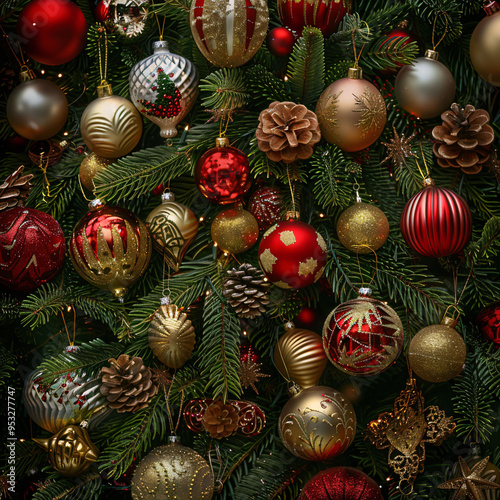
<box><xmin>322</xmin><ymin>290</ymin><xmax>404</xmax><ymax>376</ymax></box>
<box><xmin>266</xmin><ymin>27</ymin><xmax>295</xmax><ymax>57</ymax></box>
<box><xmin>476</xmin><ymin>301</ymin><xmax>500</xmax><ymax>348</ymax></box>
<box><xmin>17</xmin><ymin>0</ymin><xmax>88</xmax><ymax>66</ymax></box>
<box><xmin>298</xmin><ymin>467</ymin><xmax>383</xmax><ymax>500</ymax></box>
<box><xmin>195</xmin><ymin>138</ymin><xmax>251</xmax><ymax>204</ymax></box>
<box><xmin>258</xmin><ymin>217</ymin><xmax>327</xmax><ymax>289</ymax></box>
<box><xmin>400</xmin><ymin>180</ymin><xmax>472</xmax><ymax>258</ymax></box>
<box><xmin>0</xmin><ymin>207</ymin><xmax>65</xmax><ymax>293</ymax></box>
<box><xmin>248</xmin><ymin>187</ymin><xmax>282</xmax><ymax>229</ymax></box>
<box><xmin>277</xmin><ymin>0</ymin><xmax>347</xmax><ymax>37</ymax></box>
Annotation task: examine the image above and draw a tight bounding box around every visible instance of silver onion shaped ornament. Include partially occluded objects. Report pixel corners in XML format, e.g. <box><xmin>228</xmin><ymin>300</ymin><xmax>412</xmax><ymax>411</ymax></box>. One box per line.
<box><xmin>129</xmin><ymin>41</ymin><xmax>199</xmax><ymax>138</ymax></box>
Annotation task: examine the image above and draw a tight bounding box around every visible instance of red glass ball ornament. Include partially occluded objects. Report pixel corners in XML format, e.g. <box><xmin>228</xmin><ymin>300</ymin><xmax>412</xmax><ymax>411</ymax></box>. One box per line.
<box><xmin>295</xmin><ymin>307</ymin><xmax>317</xmax><ymax>328</ymax></box>
<box><xmin>17</xmin><ymin>0</ymin><xmax>88</xmax><ymax>66</ymax></box>
<box><xmin>94</xmin><ymin>0</ymin><xmax>110</xmax><ymax>22</ymax></box>
<box><xmin>298</xmin><ymin>467</ymin><xmax>383</xmax><ymax>500</ymax></box>
<box><xmin>400</xmin><ymin>182</ymin><xmax>472</xmax><ymax>258</ymax></box>
<box><xmin>379</xmin><ymin>28</ymin><xmax>418</xmax><ymax>75</ymax></box>
<box><xmin>322</xmin><ymin>292</ymin><xmax>404</xmax><ymax>376</ymax></box>
<box><xmin>248</xmin><ymin>187</ymin><xmax>282</xmax><ymax>229</ymax></box>
<box><xmin>277</xmin><ymin>0</ymin><xmax>347</xmax><ymax>37</ymax></box>
<box><xmin>267</xmin><ymin>27</ymin><xmax>295</xmax><ymax>57</ymax></box>
<box><xmin>195</xmin><ymin>139</ymin><xmax>251</xmax><ymax>204</ymax></box>
<box><xmin>476</xmin><ymin>301</ymin><xmax>500</xmax><ymax>348</ymax></box>
<box><xmin>0</xmin><ymin>206</ymin><xmax>65</xmax><ymax>293</ymax></box>
<box><xmin>258</xmin><ymin>218</ymin><xmax>327</xmax><ymax>289</ymax></box>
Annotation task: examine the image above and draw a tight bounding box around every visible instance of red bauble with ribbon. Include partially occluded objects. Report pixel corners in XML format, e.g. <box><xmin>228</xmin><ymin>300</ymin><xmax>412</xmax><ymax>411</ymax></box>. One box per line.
<box><xmin>298</xmin><ymin>467</ymin><xmax>383</xmax><ymax>500</ymax></box>
<box><xmin>476</xmin><ymin>301</ymin><xmax>500</xmax><ymax>348</ymax></box>
<box><xmin>400</xmin><ymin>180</ymin><xmax>472</xmax><ymax>258</ymax></box>
<box><xmin>0</xmin><ymin>207</ymin><xmax>65</xmax><ymax>293</ymax></box>
<box><xmin>277</xmin><ymin>0</ymin><xmax>347</xmax><ymax>37</ymax></box>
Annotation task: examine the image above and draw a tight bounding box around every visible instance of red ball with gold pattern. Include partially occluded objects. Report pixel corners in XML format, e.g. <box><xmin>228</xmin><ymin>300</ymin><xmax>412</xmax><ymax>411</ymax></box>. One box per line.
<box><xmin>195</xmin><ymin>137</ymin><xmax>251</xmax><ymax>204</ymax></box>
<box><xmin>0</xmin><ymin>206</ymin><xmax>65</xmax><ymax>292</ymax></box>
<box><xmin>248</xmin><ymin>187</ymin><xmax>282</xmax><ymax>229</ymax></box>
<box><xmin>476</xmin><ymin>301</ymin><xmax>500</xmax><ymax>348</ymax></box>
<box><xmin>258</xmin><ymin>215</ymin><xmax>327</xmax><ymax>289</ymax></box>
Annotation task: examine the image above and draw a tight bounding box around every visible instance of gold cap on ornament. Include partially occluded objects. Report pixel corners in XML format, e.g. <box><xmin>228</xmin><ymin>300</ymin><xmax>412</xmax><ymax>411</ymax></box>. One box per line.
<box><xmin>215</xmin><ymin>136</ymin><xmax>230</xmax><ymax>147</ymax></box>
<box><xmin>97</xmin><ymin>82</ymin><xmax>113</xmax><ymax>98</ymax></box>
<box><xmin>484</xmin><ymin>1</ymin><xmax>500</xmax><ymax>15</ymax></box>
<box><xmin>88</xmin><ymin>199</ymin><xmax>106</xmax><ymax>211</ymax></box>
<box><xmin>287</xmin><ymin>383</ymin><xmax>303</xmax><ymax>397</ymax></box>
<box><xmin>161</xmin><ymin>191</ymin><xmax>176</xmax><ymax>202</ymax></box>
<box><xmin>348</xmin><ymin>67</ymin><xmax>363</xmax><ymax>79</ymax></box>
<box><xmin>425</xmin><ymin>49</ymin><xmax>439</xmax><ymax>60</ymax></box>
<box><xmin>423</xmin><ymin>177</ymin><xmax>435</xmax><ymax>188</ymax></box>
<box><xmin>285</xmin><ymin>210</ymin><xmax>300</xmax><ymax>220</ymax></box>
<box><xmin>19</xmin><ymin>66</ymin><xmax>35</xmax><ymax>82</ymax></box>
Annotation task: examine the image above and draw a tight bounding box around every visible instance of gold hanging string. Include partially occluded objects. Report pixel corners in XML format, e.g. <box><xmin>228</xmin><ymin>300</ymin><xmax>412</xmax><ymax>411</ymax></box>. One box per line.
<box><xmin>208</xmin><ymin>444</ymin><xmax>228</xmax><ymax>492</ymax></box>
<box><xmin>286</xmin><ymin>164</ymin><xmax>296</xmax><ymax>213</ymax></box>
<box><xmin>419</xmin><ymin>140</ymin><xmax>431</xmax><ymax>177</ymax></box>
<box><xmin>161</xmin><ymin>257</ymin><xmax>172</xmax><ymax>300</ymax></box>
<box><xmin>77</xmin><ymin>172</ymin><xmax>93</xmax><ymax>202</ymax></box>
<box><xmin>355</xmin><ymin>247</ymin><xmax>379</xmax><ymax>289</ymax></box>
<box><xmin>452</xmin><ymin>258</ymin><xmax>475</xmax><ymax>308</ymax></box>
<box><xmin>60</xmin><ymin>311</ymin><xmax>73</xmax><ymax>346</ymax></box>
<box><xmin>431</xmin><ymin>14</ymin><xmax>449</xmax><ymax>51</ymax></box>
<box><xmin>164</xmin><ymin>370</ymin><xmax>184</xmax><ymax>435</ymax></box>
<box><xmin>38</xmin><ymin>155</ymin><xmax>54</xmax><ymax>203</ymax></box>
<box><xmin>97</xmin><ymin>28</ymin><xmax>108</xmax><ymax>85</ymax></box>
<box><xmin>351</xmin><ymin>21</ymin><xmax>370</xmax><ymax>68</ymax></box>
<box><xmin>153</xmin><ymin>12</ymin><xmax>167</xmax><ymax>40</ymax></box>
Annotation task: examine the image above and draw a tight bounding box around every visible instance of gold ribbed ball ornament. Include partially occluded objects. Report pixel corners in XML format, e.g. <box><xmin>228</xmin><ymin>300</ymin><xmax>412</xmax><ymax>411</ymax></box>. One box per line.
<box><xmin>211</xmin><ymin>205</ymin><xmax>259</xmax><ymax>255</ymax></box>
<box><xmin>337</xmin><ymin>201</ymin><xmax>389</xmax><ymax>254</ymax></box>
<box><xmin>470</xmin><ymin>3</ymin><xmax>500</xmax><ymax>86</ymax></box>
<box><xmin>131</xmin><ymin>437</ymin><xmax>214</xmax><ymax>500</ymax></box>
<box><xmin>408</xmin><ymin>314</ymin><xmax>466</xmax><ymax>383</ymax></box>
<box><xmin>279</xmin><ymin>385</ymin><xmax>356</xmax><ymax>461</ymax></box>
<box><xmin>79</xmin><ymin>152</ymin><xmax>112</xmax><ymax>192</ymax></box>
<box><xmin>316</xmin><ymin>67</ymin><xmax>387</xmax><ymax>152</ymax></box>
<box><xmin>273</xmin><ymin>323</ymin><xmax>327</xmax><ymax>389</ymax></box>
<box><xmin>80</xmin><ymin>83</ymin><xmax>143</xmax><ymax>159</ymax></box>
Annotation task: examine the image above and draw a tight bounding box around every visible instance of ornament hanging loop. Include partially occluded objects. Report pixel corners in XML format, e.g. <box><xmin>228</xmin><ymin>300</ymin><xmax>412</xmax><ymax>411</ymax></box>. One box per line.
<box><xmin>431</xmin><ymin>13</ymin><xmax>449</xmax><ymax>51</ymax></box>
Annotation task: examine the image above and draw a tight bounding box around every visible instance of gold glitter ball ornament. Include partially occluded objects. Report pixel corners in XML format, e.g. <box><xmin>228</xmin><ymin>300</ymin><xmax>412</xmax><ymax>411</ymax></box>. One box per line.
<box><xmin>316</xmin><ymin>67</ymin><xmax>387</xmax><ymax>152</ymax></box>
<box><xmin>131</xmin><ymin>438</ymin><xmax>215</xmax><ymax>500</ymax></box>
<box><xmin>80</xmin><ymin>83</ymin><xmax>143</xmax><ymax>159</ymax></box>
<box><xmin>79</xmin><ymin>152</ymin><xmax>112</xmax><ymax>192</ymax></box>
<box><xmin>190</xmin><ymin>0</ymin><xmax>268</xmax><ymax>68</ymax></box>
<box><xmin>279</xmin><ymin>385</ymin><xmax>356</xmax><ymax>461</ymax></box>
<box><xmin>336</xmin><ymin>201</ymin><xmax>389</xmax><ymax>254</ymax></box>
<box><xmin>148</xmin><ymin>303</ymin><xmax>196</xmax><ymax>369</ymax></box>
<box><xmin>211</xmin><ymin>206</ymin><xmax>259</xmax><ymax>255</ymax></box>
<box><xmin>408</xmin><ymin>314</ymin><xmax>466</xmax><ymax>383</ymax></box>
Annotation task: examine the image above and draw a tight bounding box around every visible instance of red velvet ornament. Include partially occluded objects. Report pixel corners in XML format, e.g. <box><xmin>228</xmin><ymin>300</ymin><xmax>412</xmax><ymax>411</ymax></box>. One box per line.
<box><xmin>266</xmin><ymin>27</ymin><xmax>295</xmax><ymax>57</ymax></box>
<box><xmin>248</xmin><ymin>187</ymin><xmax>282</xmax><ymax>229</ymax></box>
<box><xmin>400</xmin><ymin>181</ymin><xmax>472</xmax><ymax>258</ymax></box>
<box><xmin>17</xmin><ymin>0</ymin><xmax>88</xmax><ymax>66</ymax></box>
<box><xmin>476</xmin><ymin>301</ymin><xmax>500</xmax><ymax>348</ymax></box>
<box><xmin>298</xmin><ymin>467</ymin><xmax>383</xmax><ymax>500</ymax></box>
<box><xmin>0</xmin><ymin>207</ymin><xmax>65</xmax><ymax>293</ymax></box>
<box><xmin>277</xmin><ymin>0</ymin><xmax>347</xmax><ymax>37</ymax></box>
<box><xmin>258</xmin><ymin>217</ymin><xmax>327</xmax><ymax>289</ymax></box>
<box><xmin>379</xmin><ymin>28</ymin><xmax>418</xmax><ymax>75</ymax></box>
<box><xmin>195</xmin><ymin>138</ymin><xmax>252</xmax><ymax>204</ymax></box>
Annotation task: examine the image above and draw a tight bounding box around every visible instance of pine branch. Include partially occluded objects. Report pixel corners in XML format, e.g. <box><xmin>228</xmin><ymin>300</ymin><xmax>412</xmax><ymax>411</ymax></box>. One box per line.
<box><xmin>246</xmin><ymin>65</ymin><xmax>291</xmax><ymax>107</ymax></box>
<box><xmin>361</xmin><ymin>36</ymin><xmax>418</xmax><ymax>75</ymax></box>
<box><xmin>200</xmin><ymin>68</ymin><xmax>251</xmax><ymax>110</ymax></box>
<box><xmin>32</xmin><ymin>470</ymin><xmax>102</xmax><ymax>500</ymax></box>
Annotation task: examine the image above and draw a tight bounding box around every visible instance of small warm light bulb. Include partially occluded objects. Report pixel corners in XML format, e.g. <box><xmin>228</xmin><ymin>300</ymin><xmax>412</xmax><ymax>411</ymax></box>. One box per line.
<box><xmin>199</xmin><ymin>216</ymin><xmax>204</xmax><ymax>222</ymax></box>
<box><xmin>40</xmin><ymin>69</ymin><xmax>45</xmax><ymax>75</ymax></box>
<box><xmin>263</xmin><ymin>277</ymin><xmax>268</xmax><ymax>282</ymax></box>
<box><xmin>242</xmin><ymin>330</ymin><xmax>247</xmax><ymax>335</ymax></box>
<box><xmin>58</xmin><ymin>73</ymin><xmax>63</xmax><ymax>78</ymax></box>
<box><xmin>67</xmin><ymin>306</ymin><xmax>72</xmax><ymax>312</ymax></box>
<box><xmin>184</xmin><ymin>125</ymin><xmax>189</xmax><ymax>131</ymax></box>
<box><xmin>319</xmin><ymin>213</ymin><xmax>325</xmax><ymax>218</ymax></box>
<box><xmin>284</xmin><ymin>75</ymin><xmax>288</xmax><ymax>81</ymax></box>
<box><xmin>63</xmin><ymin>131</ymin><xmax>69</xmax><ymax>136</ymax></box>
<box><xmin>213</xmin><ymin>242</ymin><xmax>218</xmax><ymax>247</ymax></box>
<box><xmin>223</xmin><ymin>252</ymin><xmax>229</xmax><ymax>256</ymax></box>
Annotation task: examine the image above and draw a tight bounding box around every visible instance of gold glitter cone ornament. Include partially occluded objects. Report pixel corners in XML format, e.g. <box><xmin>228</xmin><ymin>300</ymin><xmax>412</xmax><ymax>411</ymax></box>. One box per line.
<box><xmin>316</xmin><ymin>67</ymin><xmax>387</xmax><ymax>152</ymax></box>
<box><xmin>190</xmin><ymin>0</ymin><xmax>268</xmax><ymax>68</ymax></box>
<box><xmin>131</xmin><ymin>436</ymin><xmax>214</xmax><ymax>500</ymax></box>
<box><xmin>279</xmin><ymin>385</ymin><xmax>356</xmax><ymax>461</ymax></box>
<box><xmin>273</xmin><ymin>322</ymin><xmax>327</xmax><ymax>389</ymax></box>
<box><xmin>408</xmin><ymin>312</ymin><xmax>466</xmax><ymax>383</ymax></box>
<box><xmin>146</xmin><ymin>191</ymin><xmax>199</xmax><ymax>271</ymax></box>
<box><xmin>148</xmin><ymin>301</ymin><xmax>196</xmax><ymax>369</ymax></box>
<box><xmin>79</xmin><ymin>152</ymin><xmax>112</xmax><ymax>192</ymax></box>
<box><xmin>34</xmin><ymin>424</ymin><xmax>99</xmax><ymax>477</ymax></box>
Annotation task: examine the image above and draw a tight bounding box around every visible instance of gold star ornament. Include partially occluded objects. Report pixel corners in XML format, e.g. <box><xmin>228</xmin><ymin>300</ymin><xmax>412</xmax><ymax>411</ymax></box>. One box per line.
<box><xmin>381</xmin><ymin>126</ymin><xmax>416</xmax><ymax>169</ymax></box>
<box><xmin>239</xmin><ymin>356</ymin><xmax>271</xmax><ymax>394</ymax></box>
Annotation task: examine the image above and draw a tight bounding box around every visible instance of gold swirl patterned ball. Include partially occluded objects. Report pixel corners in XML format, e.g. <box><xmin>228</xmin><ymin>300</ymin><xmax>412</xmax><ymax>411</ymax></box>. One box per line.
<box><xmin>279</xmin><ymin>386</ymin><xmax>356</xmax><ymax>461</ymax></box>
<box><xmin>131</xmin><ymin>441</ymin><xmax>214</xmax><ymax>500</ymax></box>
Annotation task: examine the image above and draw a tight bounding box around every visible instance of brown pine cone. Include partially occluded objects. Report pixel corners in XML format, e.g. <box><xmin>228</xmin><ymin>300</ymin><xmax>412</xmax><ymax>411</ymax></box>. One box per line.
<box><xmin>100</xmin><ymin>355</ymin><xmax>158</xmax><ymax>413</ymax></box>
<box><xmin>223</xmin><ymin>263</ymin><xmax>270</xmax><ymax>319</ymax></box>
<box><xmin>0</xmin><ymin>166</ymin><xmax>33</xmax><ymax>212</ymax></box>
<box><xmin>432</xmin><ymin>103</ymin><xmax>494</xmax><ymax>174</ymax></box>
<box><xmin>256</xmin><ymin>101</ymin><xmax>321</xmax><ymax>163</ymax></box>
<box><xmin>202</xmin><ymin>400</ymin><xmax>239</xmax><ymax>439</ymax></box>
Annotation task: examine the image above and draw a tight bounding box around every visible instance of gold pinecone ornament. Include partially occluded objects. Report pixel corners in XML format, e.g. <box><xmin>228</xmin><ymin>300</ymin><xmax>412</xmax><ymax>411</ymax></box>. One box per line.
<box><xmin>256</xmin><ymin>101</ymin><xmax>321</xmax><ymax>163</ymax></box>
<box><xmin>432</xmin><ymin>103</ymin><xmax>494</xmax><ymax>174</ymax></box>
<box><xmin>222</xmin><ymin>263</ymin><xmax>270</xmax><ymax>319</ymax></box>
<box><xmin>202</xmin><ymin>400</ymin><xmax>239</xmax><ymax>438</ymax></box>
<box><xmin>100</xmin><ymin>355</ymin><xmax>158</xmax><ymax>413</ymax></box>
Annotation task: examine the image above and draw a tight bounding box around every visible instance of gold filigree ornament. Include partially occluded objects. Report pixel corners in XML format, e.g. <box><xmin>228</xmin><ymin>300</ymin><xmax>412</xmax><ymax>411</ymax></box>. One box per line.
<box><xmin>365</xmin><ymin>378</ymin><xmax>456</xmax><ymax>494</ymax></box>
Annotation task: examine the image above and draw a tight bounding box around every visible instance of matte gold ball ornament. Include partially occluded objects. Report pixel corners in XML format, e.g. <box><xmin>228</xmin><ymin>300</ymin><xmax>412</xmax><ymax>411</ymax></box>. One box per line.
<box><xmin>408</xmin><ymin>311</ymin><xmax>466</xmax><ymax>383</ymax></box>
<box><xmin>316</xmin><ymin>67</ymin><xmax>387</xmax><ymax>152</ymax></box>
<box><xmin>211</xmin><ymin>205</ymin><xmax>259</xmax><ymax>255</ymax></box>
<box><xmin>131</xmin><ymin>436</ymin><xmax>214</xmax><ymax>499</ymax></box>
<box><xmin>79</xmin><ymin>152</ymin><xmax>112</xmax><ymax>192</ymax></box>
<box><xmin>80</xmin><ymin>83</ymin><xmax>143</xmax><ymax>159</ymax></box>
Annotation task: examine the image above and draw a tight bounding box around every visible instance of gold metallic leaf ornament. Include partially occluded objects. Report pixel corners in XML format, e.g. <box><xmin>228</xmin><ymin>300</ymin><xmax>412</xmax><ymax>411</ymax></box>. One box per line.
<box><xmin>149</xmin><ymin>303</ymin><xmax>196</xmax><ymax>369</ymax></box>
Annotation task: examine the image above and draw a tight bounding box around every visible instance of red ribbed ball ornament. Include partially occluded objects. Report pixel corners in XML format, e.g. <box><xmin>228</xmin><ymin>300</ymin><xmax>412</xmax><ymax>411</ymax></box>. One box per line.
<box><xmin>476</xmin><ymin>301</ymin><xmax>500</xmax><ymax>348</ymax></box>
<box><xmin>400</xmin><ymin>180</ymin><xmax>472</xmax><ymax>258</ymax></box>
<box><xmin>0</xmin><ymin>207</ymin><xmax>65</xmax><ymax>293</ymax></box>
<box><xmin>195</xmin><ymin>138</ymin><xmax>251</xmax><ymax>204</ymax></box>
<box><xmin>258</xmin><ymin>216</ymin><xmax>327</xmax><ymax>289</ymax></box>
<box><xmin>298</xmin><ymin>467</ymin><xmax>383</xmax><ymax>500</ymax></box>
<box><xmin>17</xmin><ymin>0</ymin><xmax>88</xmax><ymax>66</ymax></box>
<box><xmin>266</xmin><ymin>27</ymin><xmax>295</xmax><ymax>57</ymax></box>
<box><xmin>248</xmin><ymin>187</ymin><xmax>282</xmax><ymax>229</ymax></box>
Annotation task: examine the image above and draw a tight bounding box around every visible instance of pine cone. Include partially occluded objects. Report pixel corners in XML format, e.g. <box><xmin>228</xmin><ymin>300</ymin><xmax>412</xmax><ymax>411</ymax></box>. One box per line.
<box><xmin>0</xmin><ymin>166</ymin><xmax>33</xmax><ymax>212</ymax></box>
<box><xmin>432</xmin><ymin>103</ymin><xmax>494</xmax><ymax>174</ymax></box>
<box><xmin>100</xmin><ymin>355</ymin><xmax>158</xmax><ymax>413</ymax></box>
<box><xmin>256</xmin><ymin>101</ymin><xmax>321</xmax><ymax>163</ymax></box>
<box><xmin>202</xmin><ymin>400</ymin><xmax>239</xmax><ymax>439</ymax></box>
<box><xmin>223</xmin><ymin>263</ymin><xmax>270</xmax><ymax>319</ymax></box>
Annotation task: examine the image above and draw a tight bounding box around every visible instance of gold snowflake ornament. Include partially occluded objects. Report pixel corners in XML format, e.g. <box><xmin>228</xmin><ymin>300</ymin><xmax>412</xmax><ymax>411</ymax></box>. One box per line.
<box><xmin>239</xmin><ymin>357</ymin><xmax>270</xmax><ymax>395</ymax></box>
<box><xmin>381</xmin><ymin>126</ymin><xmax>416</xmax><ymax>168</ymax></box>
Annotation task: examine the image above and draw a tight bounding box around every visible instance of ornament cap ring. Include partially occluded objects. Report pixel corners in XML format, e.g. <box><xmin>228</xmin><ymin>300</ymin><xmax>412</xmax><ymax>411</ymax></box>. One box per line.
<box><xmin>168</xmin><ymin>435</ymin><xmax>181</xmax><ymax>444</ymax></box>
<box><xmin>425</xmin><ymin>49</ymin><xmax>439</xmax><ymax>60</ymax></box>
<box><xmin>215</xmin><ymin>136</ymin><xmax>230</xmax><ymax>147</ymax></box>
<box><xmin>161</xmin><ymin>191</ymin><xmax>176</xmax><ymax>202</ymax></box>
<box><xmin>153</xmin><ymin>40</ymin><xmax>170</xmax><ymax>52</ymax></box>
<box><xmin>358</xmin><ymin>287</ymin><xmax>372</xmax><ymax>297</ymax></box>
<box><xmin>88</xmin><ymin>198</ymin><xmax>105</xmax><ymax>211</ymax></box>
<box><xmin>348</xmin><ymin>67</ymin><xmax>363</xmax><ymax>79</ymax></box>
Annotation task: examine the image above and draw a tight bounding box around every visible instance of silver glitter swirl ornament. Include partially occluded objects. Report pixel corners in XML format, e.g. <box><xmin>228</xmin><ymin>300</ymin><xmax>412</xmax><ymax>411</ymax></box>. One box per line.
<box><xmin>129</xmin><ymin>41</ymin><xmax>199</xmax><ymax>138</ymax></box>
